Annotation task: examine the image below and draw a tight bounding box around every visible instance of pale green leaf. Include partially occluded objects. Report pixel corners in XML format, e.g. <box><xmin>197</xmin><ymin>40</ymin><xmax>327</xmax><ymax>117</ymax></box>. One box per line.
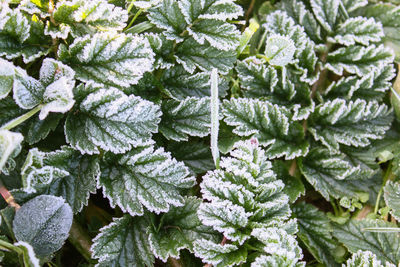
<box><xmin>265</xmin><ymin>34</ymin><xmax>295</xmax><ymax>66</ymax></box>
<box><xmin>384</xmin><ymin>181</ymin><xmax>400</xmax><ymax>221</ymax></box>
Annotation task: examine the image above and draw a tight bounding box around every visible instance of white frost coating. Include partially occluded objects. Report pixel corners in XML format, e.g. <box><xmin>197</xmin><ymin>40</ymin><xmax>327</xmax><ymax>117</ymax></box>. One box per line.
<box><xmin>265</xmin><ymin>34</ymin><xmax>295</xmax><ymax>67</ymax></box>
<box><xmin>134</xmin><ymin>0</ymin><xmax>162</xmax><ymax>9</ymax></box>
<box><xmin>39</xmin><ymin>77</ymin><xmax>75</xmax><ymax>120</ymax></box>
<box><xmin>193</xmin><ymin>238</ymin><xmax>240</xmax><ymax>266</ymax></box>
<box><xmin>0</xmin><ymin>130</ymin><xmax>23</xmax><ymax>171</ymax></box>
<box><xmin>13</xmin><ymin>74</ymin><xmax>44</xmax><ymax>109</ymax></box>
<box><xmin>310</xmin><ymin>0</ymin><xmax>339</xmax><ymax>33</ymax></box>
<box><xmin>44</xmin><ymin>22</ymin><xmax>71</xmax><ymax>39</ymax></box>
<box><xmin>0</xmin><ymin>58</ymin><xmax>15</xmax><ymax>99</ymax></box>
<box><xmin>210</xmin><ymin>69</ymin><xmax>220</xmax><ymax>168</ymax></box>
<box><xmin>14</xmin><ymin>241</ymin><xmax>40</xmax><ymax>267</ymax></box>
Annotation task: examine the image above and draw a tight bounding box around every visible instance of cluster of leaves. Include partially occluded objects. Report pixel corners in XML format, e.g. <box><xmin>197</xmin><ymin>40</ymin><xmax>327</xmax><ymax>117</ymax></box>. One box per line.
<box><xmin>1</xmin><ymin>0</ymin><xmax>400</xmax><ymax>266</ymax></box>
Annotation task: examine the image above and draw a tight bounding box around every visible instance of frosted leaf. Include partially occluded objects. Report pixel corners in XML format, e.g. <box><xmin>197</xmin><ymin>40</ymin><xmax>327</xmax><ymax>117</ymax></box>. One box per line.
<box><xmin>325</xmin><ymin>44</ymin><xmax>394</xmax><ymax>77</ymax></box>
<box><xmin>310</xmin><ymin>0</ymin><xmax>339</xmax><ymax>33</ymax></box>
<box><xmin>309</xmin><ymin>99</ymin><xmax>393</xmax><ymax>152</ymax></box>
<box><xmin>344</xmin><ymin>250</ymin><xmax>389</xmax><ymax>267</ymax></box>
<box><xmin>148</xmin><ymin>197</ymin><xmax>219</xmax><ymax>262</ymax></box>
<box><xmin>91</xmin><ymin>215</ymin><xmax>154</xmax><ymax>267</ymax></box>
<box><xmin>13</xmin><ymin>195</ymin><xmax>73</xmax><ymax>256</ymax></box>
<box><xmin>65</xmin><ymin>87</ymin><xmax>161</xmax><ymax>154</ymax></box>
<box><xmin>13</xmin><ymin>73</ymin><xmax>44</xmax><ymax>109</ymax></box>
<box><xmin>384</xmin><ymin>181</ymin><xmax>400</xmax><ymax>221</ymax></box>
<box><xmin>222</xmin><ymin>98</ymin><xmax>309</xmax><ymax>159</ymax></box>
<box><xmin>188</xmin><ymin>19</ymin><xmax>240</xmax><ymax>51</ymax></box>
<box><xmin>265</xmin><ymin>35</ymin><xmax>295</xmax><ymax>66</ymax></box>
<box><xmin>0</xmin><ymin>58</ymin><xmax>15</xmax><ymax>99</ymax></box>
<box><xmin>53</xmin><ymin>0</ymin><xmax>128</xmax><ymax>37</ymax></box>
<box><xmin>39</xmin><ymin>58</ymin><xmax>75</xmax><ymax>88</ymax></box>
<box><xmin>134</xmin><ymin>0</ymin><xmax>163</xmax><ymax>9</ymax></box>
<box><xmin>329</xmin><ymin>17</ymin><xmax>384</xmax><ymax>46</ymax></box>
<box><xmin>160</xmin><ymin>97</ymin><xmax>211</xmax><ymax>141</ymax></box>
<box><xmin>342</xmin><ymin>0</ymin><xmax>368</xmax><ymax>13</ymax></box>
<box><xmin>193</xmin><ymin>239</ymin><xmax>246</xmax><ymax>266</ymax></box>
<box><xmin>175</xmin><ymin>37</ymin><xmax>237</xmax><ymax>74</ymax></box>
<box><xmin>13</xmin><ymin>241</ymin><xmax>40</xmax><ymax>267</ymax></box>
<box><xmin>0</xmin><ymin>129</ymin><xmax>23</xmax><ymax>172</ymax></box>
<box><xmin>39</xmin><ymin>77</ymin><xmax>75</xmax><ymax>120</ymax></box>
<box><xmin>44</xmin><ymin>21</ymin><xmax>71</xmax><ymax>39</ymax></box>
<box><xmin>58</xmin><ymin>32</ymin><xmax>155</xmax><ymax>88</ymax></box>
<box><xmin>99</xmin><ymin>143</ymin><xmax>195</xmax><ymax>215</ymax></box>
<box><xmin>20</xmin><ymin>146</ymin><xmax>99</xmax><ymax>213</ymax></box>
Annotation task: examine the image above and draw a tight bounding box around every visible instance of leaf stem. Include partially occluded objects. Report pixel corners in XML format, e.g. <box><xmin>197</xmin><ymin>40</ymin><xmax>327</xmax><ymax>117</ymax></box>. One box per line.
<box><xmin>0</xmin><ymin>105</ymin><xmax>42</xmax><ymax>130</ymax></box>
<box><xmin>68</xmin><ymin>219</ymin><xmax>95</xmax><ymax>263</ymax></box>
<box><xmin>374</xmin><ymin>163</ymin><xmax>393</xmax><ymax>214</ymax></box>
<box><xmin>126</xmin><ymin>8</ymin><xmax>144</xmax><ymax>30</ymax></box>
<box><xmin>0</xmin><ymin>239</ymin><xmax>23</xmax><ymax>254</ymax></box>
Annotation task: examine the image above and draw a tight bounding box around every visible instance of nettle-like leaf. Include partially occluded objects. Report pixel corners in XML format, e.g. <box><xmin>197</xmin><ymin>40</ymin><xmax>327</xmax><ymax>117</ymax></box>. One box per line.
<box><xmin>293</xmin><ymin>203</ymin><xmax>338</xmax><ymax>266</ymax></box>
<box><xmin>51</xmin><ymin>0</ymin><xmax>128</xmax><ymax>37</ymax></box>
<box><xmin>344</xmin><ymin>250</ymin><xmax>394</xmax><ymax>267</ymax></box>
<box><xmin>99</xmin><ymin>141</ymin><xmax>195</xmax><ymax>216</ymax></box>
<box><xmin>333</xmin><ymin>219</ymin><xmax>400</xmax><ymax>265</ymax></box>
<box><xmin>58</xmin><ymin>32</ymin><xmax>154</xmax><ymax>88</ymax></box>
<box><xmin>0</xmin><ymin>8</ymin><xmax>50</xmax><ymax>63</ymax></box>
<box><xmin>324</xmin><ymin>65</ymin><xmax>395</xmax><ymax>101</ymax></box>
<box><xmin>65</xmin><ymin>86</ymin><xmax>161</xmax><ymax>154</ymax></box>
<box><xmin>308</xmin><ymin>99</ymin><xmax>393</xmax><ymax>152</ymax></box>
<box><xmin>384</xmin><ymin>181</ymin><xmax>400</xmax><ymax>221</ymax></box>
<box><xmin>298</xmin><ymin>146</ymin><xmax>378</xmax><ymax>202</ymax></box>
<box><xmin>13</xmin><ymin>58</ymin><xmax>75</xmax><ymax>120</ymax></box>
<box><xmin>194</xmin><ymin>140</ymin><xmax>299</xmax><ymax>266</ymax></box>
<box><xmin>325</xmin><ymin>45</ymin><xmax>394</xmax><ymax>77</ymax></box>
<box><xmin>222</xmin><ymin>98</ymin><xmax>309</xmax><ymax>159</ymax></box>
<box><xmin>160</xmin><ymin>97</ymin><xmax>211</xmax><ymax>141</ymax></box>
<box><xmin>328</xmin><ymin>17</ymin><xmax>384</xmax><ymax>46</ymax></box>
<box><xmin>161</xmin><ymin>66</ymin><xmax>229</xmax><ymax>100</ymax></box>
<box><xmin>13</xmin><ymin>195</ymin><xmax>73</xmax><ymax>257</ymax></box>
<box><xmin>19</xmin><ymin>146</ymin><xmax>99</xmax><ymax>213</ymax></box>
<box><xmin>309</xmin><ymin>0</ymin><xmax>339</xmax><ymax>33</ymax></box>
<box><xmin>148</xmin><ymin>197</ymin><xmax>219</xmax><ymax>262</ymax></box>
<box><xmin>91</xmin><ymin>214</ymin><xmax>154</xmax><ymax>267</ymax></box>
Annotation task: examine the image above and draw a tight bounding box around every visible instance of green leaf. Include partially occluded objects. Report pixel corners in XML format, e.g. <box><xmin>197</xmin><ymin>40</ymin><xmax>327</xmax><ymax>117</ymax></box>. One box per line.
<box><xmin>162</xmin><ymin>66</ymin><xmax>229</xmax><ymax>100</ymax></box>
<box><xmin>342</xmin><ymin>0</ymin><xmax>367</xmax><ymax>13</ymax></box>
<box><xmin>344</xmin><ymin>250</ymin><xmax>388</xmax><ymax>267</ymax></box>
<box><xmin>309</xmin><ymin>99</ymin><xmax>393</xmax><ymax>152</ymax></box>
<box><xmin>0</xmin><ymin>58</ymin><xmax>15</xmax><ymax>100</ymax></box>
<box><xmin>99</xmin><ymin>142</ymin><xmax>195</xmax><ymax>216</ymax></box>
<box><xmin>91</xmin><ymin>214</ymin><xmax>155</xmax><ymax>267</ymax></box>
<box><xmin>265</xmin><ymin>34</ymin><xmax>295</xmax><ymax>66</ymax></box>
<box><xmin>310</xmin><ymin>0</ymin><xmax>339</xmax><ymax>33</ymax></box>
<box><xmin>298</xmin><ymin>146</ymin><xmax>380</xmax><ymax>201</ymax></box>
<box><xmin>58</xmin><ymin>32</ymin><xmax>154</xmax><ymax>88</ymax></box>
<box><xmin>384</xmin><ymin>181</ymin><xmax>400</xmax><ymax>221</ymax></box>
<box><xmin>148</xmin><ymin>197</ymin><xmax>219</xmax><ymax>261</ymax></box>
<box><xmin>26</xmin><ymin>113</ymin><xmax>62</xmax><ymax>145</ymax></box>
<box><xmin>13</xmin><ymin>195</ymin><xmax>73</xmax><ymax>256</ymax></box>
<box><xmin>333</xmin><ymin>219</ymin><xmax>400</xmax><ymax>265</ymax></box>
<box><xmin>52</xmin><ymin>0</ymin><xmax>128</xmax><ymax>37</ymax></box>
<box><xmin>272</xmin><ymin>161</ymin><xmax>304</xmax><ymax>203</ymax></box>
<box><xmin>0</xmin><ymin>8</ymin><xmax>49</xmax><ymax>63</ymax></box>
<box><xmin>194</xmin><ymin>240</ymin><xmax>247</xmax><ymax>267</ymax></box>
<box><xmin>0</xmin><ymin>129</ymin><xmax>23</xmax><ymax>172</ymax></box>
<box><xmin>160</xmin><ymin>97</ymin><xmax>210</xmax><ymax>141</ymax></box>
<box><xmin>325</xmin><ymin>45</ymin><xmax>394</xmax><ymax>76</ymax></box>
<box><xmin>179</xmin><ymin>0</ymin><xmax>242</xmax><ymax>22</ymax></box>
<box><xmin>65</xmin><ymin>87</ymin><xmax>161</xmax><ymax>154</ymax></box>
<box><xmin>167</xmin><ymin>139</ymin><xmax>214</xmax><ymax>175</ymax></box>
<box><xmin>13</xmin><ymin>241</ymin><xmax>40</xmax><ymax>267</ymax></box>
<box><xmin>175</xmin><ymin>37</ymin><xmax>237</xmax><ymax>74</ymax></box>
<box><xmin>293</xmin><ymin>203</ymin><xmax>339</xmax><ymax>266</ymax></box>
<box><xmin>222</xmin><ymin>98</ymin><xmax>309</xmax><ymax>159</ymax></box>
<box><xmin>329</xmin><ymin>17</ymin><xmax>384</xmax><ymax>46</ymax></box>
<box><xmin>20</xmin><ymin>146</ymin><xmax>99</xmax><ymax>213</ymax></box>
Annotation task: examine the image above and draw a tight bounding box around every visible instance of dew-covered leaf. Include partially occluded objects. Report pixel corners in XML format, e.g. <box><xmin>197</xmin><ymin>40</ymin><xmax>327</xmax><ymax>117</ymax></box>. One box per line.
<box><xmin>65</xmin><ymin>87</ymin><xmax>161</xmax><ymax>154</ymax></box>
<box><xmin>13</xmin><ymin>195</ymin><xmax>73</xmax><ymax>256</ymax></box>
<box><xmin>222</xmin><ymin>98</ymin><xmax>309</xmax><ymax>159</ymax></box>
<box><xmin>148</xmin><ymin>197</ymin><xmax>219</xmax><ymax>261</ymax></box>
<box><xmin>58</xmin><ymin>32</ymin><xmax>154</xmax><ymax>88</ymax></box>
<box><xmin>91</xmin><ymin>214</ymin><xmax>154</xmax><ymax>267</ymax></box>
<box><xmin>160</xmin><ymin>97</ymin><xmax>210</xmax><ymax>141</ymax></box>
<box><xmin>99</xmin><ymin>142</ymin><xmax>195</xmax><ymax>216</ymax></box>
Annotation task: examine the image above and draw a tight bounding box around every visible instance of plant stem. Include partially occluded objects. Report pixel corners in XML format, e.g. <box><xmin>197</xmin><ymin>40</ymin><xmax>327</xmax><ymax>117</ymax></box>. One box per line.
<box><xmin>310</xmin><ymin>43</ymin><xmax>332</xmax><ymax>99</ymax></box>
<box><xmin>1</xmin><ymin>105</ymin><xmax>42</xmax><ymax>130</ymax></box>
<box><xmin>374</xmin><ymin>163</ymin><xmax>393</xmax><ymax>214</ymax></box>
<box><xmin>68</xmin><ymin>219</ymin><xmax>94</xmax><ymax>263</ymax></box>
<box><xmin>0</xmin><ymin>184</ymin><xmax>20</xmax><ymax>210</ymax></box>
<box><xmin>126</xmin><ymin>8</ymin><xmax>144</xmax><ymax>30</ymax></box>
<box><xmin>0</xmin><ymin>239</ymin><xmax>23</xmax><ymax>254</ymax></box>
<box><xmin>127</xmin><ymin>0</ymin><xmax>137</xmax><ymax>13</ymax></box>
